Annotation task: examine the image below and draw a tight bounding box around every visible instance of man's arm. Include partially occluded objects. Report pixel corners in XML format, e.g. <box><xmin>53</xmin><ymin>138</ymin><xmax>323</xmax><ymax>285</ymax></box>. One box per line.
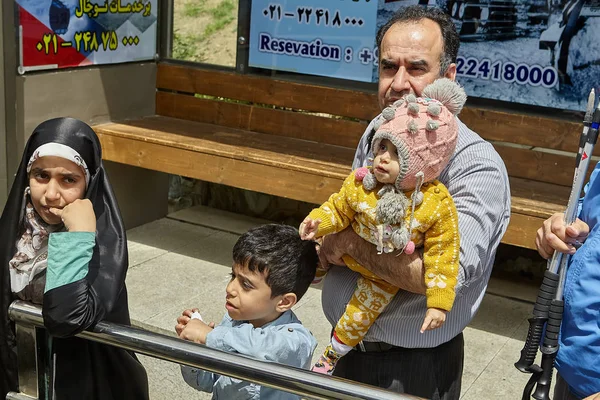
<box><xmin>320</xmin><ymin>228</ymin><xmax>426</xmax><ymax>294</ymax></box>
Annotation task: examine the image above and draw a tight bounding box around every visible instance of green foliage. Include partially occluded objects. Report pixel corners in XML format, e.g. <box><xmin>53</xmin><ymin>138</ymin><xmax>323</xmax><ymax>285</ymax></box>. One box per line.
<box><xmin>172</xmin><ymin>0</ymin><xmax>237</xmax><ymax>62</ymax></box>
<box><xmin>203</xmin><ymin>0</ymin><xmax>236</xmax><ymax>38</ymax></box>
<box><xmin>183</xmin><ymin>0</ymin><xmax>207</xmax><ymax>18</ymax></box>
<box><xmin>172</xmin><ymin>30</ymin><xmax>198</xmax><ymax>62</ymax></box>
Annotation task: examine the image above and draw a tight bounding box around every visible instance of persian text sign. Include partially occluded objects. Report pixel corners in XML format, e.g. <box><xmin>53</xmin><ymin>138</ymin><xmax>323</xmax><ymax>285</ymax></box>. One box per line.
<box><xmin>249</xmin><ymin>0</ymin><xmax>379</xmax><ymax>82</ymax></box>
<box><xmin>17</xmin><ymin>0</ymin><xmax>157</xmax><ymax>72</ymax></box>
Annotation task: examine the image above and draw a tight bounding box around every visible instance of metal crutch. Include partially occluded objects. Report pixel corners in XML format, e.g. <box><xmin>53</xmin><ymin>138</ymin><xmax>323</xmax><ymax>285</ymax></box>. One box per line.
<box><xmin>516</xmin><ymin>89</ymin><xmax>599</xmax><ymax>400</ymax></box>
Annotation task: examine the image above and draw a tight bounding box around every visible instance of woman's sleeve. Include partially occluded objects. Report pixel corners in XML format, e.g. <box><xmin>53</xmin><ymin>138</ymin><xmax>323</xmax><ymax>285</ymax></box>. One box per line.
<box><xmin>42</xmin><ymin>231</ymin><xmax>104</xmax><ymax>337</ymax></box>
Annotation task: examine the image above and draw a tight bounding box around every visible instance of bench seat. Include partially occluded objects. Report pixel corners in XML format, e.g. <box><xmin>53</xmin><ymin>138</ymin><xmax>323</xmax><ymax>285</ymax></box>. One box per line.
<box><xmin>95</xmin><ymin>116</ymin><xmax>353</xmax><ymax>205</ymax></box>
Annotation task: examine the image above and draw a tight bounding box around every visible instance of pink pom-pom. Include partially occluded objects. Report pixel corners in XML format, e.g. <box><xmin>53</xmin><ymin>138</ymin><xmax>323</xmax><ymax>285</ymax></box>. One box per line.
<box><xmin>355</xmin><ymin>167</ymin><xmax>369</xmax><ymax>181</ymax></box>
<box><xmin>404</xmin><ymin>241</ymin><xmax>415</xmax><ymax>255</ymax></box>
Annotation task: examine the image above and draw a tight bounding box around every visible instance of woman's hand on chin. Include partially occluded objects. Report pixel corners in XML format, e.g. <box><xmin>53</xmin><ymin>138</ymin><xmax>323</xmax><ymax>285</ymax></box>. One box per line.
<box><xmin>49</xmin><ymin>199</ymin><xmax>96</xmax><ymax>232</ymax></box>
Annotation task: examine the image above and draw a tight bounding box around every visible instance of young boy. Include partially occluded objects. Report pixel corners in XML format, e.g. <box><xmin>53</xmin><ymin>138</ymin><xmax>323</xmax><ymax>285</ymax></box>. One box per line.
<box><xmin>300</xmin><ymin>78</ymin><xmax>466</xmax><ymax>374</ymax></box>
<box><xmin>175</xmin><ymin>224</ymin><xmax>319</xmax><ymax>400</ymax></box>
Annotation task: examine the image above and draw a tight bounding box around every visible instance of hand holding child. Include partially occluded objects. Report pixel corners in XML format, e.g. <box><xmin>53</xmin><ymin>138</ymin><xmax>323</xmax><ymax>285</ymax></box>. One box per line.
<box><xmin>420</xmin><ymin>308</ymin><xmax>447</xmax><ymax>333</ymax></box>
<box><xmin>299</xmin><ymin>217</ymin><xmax>321</xmax><ymax>240</ymax></box>
<box><xmin>49</xmin><ymin>199</ymin><xmax>96</xmax><ymax>232</ymax></box>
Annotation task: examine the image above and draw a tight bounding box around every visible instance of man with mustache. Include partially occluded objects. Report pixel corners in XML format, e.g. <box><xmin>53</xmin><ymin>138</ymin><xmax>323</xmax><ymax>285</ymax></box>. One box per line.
<box><xmin>318</xmin><ymin>5</ymin><xmax>511</xmax><ymax>400</ymax></box>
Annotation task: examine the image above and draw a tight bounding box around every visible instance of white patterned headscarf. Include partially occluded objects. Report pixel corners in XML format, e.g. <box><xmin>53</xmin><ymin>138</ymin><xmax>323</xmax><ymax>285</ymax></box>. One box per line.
<box><xmin>26</xmin><ymin>142</ymin><xmax>90</xmax><ymax>188</ymax></box>
<box><xmin>8</xmin><ymin>197</ymin><xmax>59</xmax><ymax>302</ymax></box>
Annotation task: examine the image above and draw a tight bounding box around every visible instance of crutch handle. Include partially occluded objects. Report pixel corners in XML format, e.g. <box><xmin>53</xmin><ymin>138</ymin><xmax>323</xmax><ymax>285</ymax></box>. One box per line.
<box><xmin>515</xmin><ymin>317</ymin><xmax>546</xmax><ymax>373</ymax></box>
<box><xmin>532</xmin><ymin>299</ymin><xmax>564</xmax><ymax>399</ymax></box>
<box><xmin>515</xmin><ymin>270</ymin><xmax>559</xmax><ymax>372</ymax></box>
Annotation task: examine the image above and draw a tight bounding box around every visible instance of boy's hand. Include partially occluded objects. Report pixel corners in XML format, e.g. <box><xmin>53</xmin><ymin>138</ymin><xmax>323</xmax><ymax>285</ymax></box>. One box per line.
<box><xmin>176</xmin><ymin>308</ymin><xmax>200</xmax><ymax>335</ymax></box>
<box><xmin>176</xmin><ymin>308</ymin><xmax>215</xmax><ymax>337</ymax></box>
<box><xmin>49</xmin><ymin>199</ymin><xmax>96</xmax><ymax>232</ymax></box>
<box><xmin>299</xmin><ymin>217</ymin><xmax>321</xmax><ymax>240</ymax></box>
<box><xmin>179</xmin><ymin>319</ymin><xmax>214</xmax><ymax>344</ymax></box>
<box><xmin>420</xmin><ymin>308</ymin><xmax>447</xmax><ymax>333</ymax></box>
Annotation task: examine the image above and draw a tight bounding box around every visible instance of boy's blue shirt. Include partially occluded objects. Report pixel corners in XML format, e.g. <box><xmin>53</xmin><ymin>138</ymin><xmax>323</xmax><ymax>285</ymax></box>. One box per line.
<box><xmin>555</xmin><ymin>161</ymin><xmax>600</xmax><ymax>398</ymax></box>
<box><xmin>181</xmin><ymin>310</ymin><xmax>317</xmax><ymax>400</ymax></box>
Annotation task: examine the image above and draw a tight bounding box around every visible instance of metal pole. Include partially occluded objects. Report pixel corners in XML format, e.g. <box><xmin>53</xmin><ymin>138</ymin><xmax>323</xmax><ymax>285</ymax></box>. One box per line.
<box><xmin>9</xmin><ymin>301</ymin><xmax>422</xmax><ymax>400</ymax></box>
<box><xmin>531</xmin><ymin>99</ymin><xmax>600</xmax><ymax>400</ymax></box>
<box><xmin>515</xmin><ymin>89</ymin><xmax>598</xmax><ymax>376</ymax></box>
<box><xmin>516</xmin><ymin>92</ymin><xmax>600</xmax><ymax>400</ymax></box>
<box><xmin>235</xmin><ymin>0</ymin><xmax>251</xmax><ymax>73</ymax></box>
<box><xmin>158</xmin><ymin>0</ymin><xmax>174</xmax><ymax>59</ymax></box>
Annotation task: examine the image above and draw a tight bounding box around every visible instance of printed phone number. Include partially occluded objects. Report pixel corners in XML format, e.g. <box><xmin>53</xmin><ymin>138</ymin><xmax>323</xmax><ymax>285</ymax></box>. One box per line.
<box><xmin>456</xmin><ymin>56</ymin><xmax>558</xmax><ymax>88</ymax></box>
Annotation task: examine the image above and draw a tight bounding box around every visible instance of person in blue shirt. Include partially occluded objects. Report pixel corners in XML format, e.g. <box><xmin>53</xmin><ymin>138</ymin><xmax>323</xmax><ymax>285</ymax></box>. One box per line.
<box><xmin>175</xmin><ymin>224</ymin><xmax>319</xmax><ymax>400</ymax></box>
<box><xmin>536</xmin><ymin>160</ymin><xmax>600</xmax><ymax>400</ymax></box>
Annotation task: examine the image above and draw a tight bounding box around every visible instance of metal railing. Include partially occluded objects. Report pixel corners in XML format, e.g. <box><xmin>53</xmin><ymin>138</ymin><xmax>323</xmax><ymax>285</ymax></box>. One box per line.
<box><xmin>8</xmin><ymin>301</ymin><xmax>423</xmax><ymax>400</ymax></box>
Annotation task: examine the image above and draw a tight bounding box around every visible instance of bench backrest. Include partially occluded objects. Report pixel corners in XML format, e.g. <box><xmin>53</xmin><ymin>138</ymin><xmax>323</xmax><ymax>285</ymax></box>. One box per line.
<box><xmin>155</xmin><ymin>63</ymin><xmax>594</xmax><ymax>228</ymax></box>
<box><xmin>463</xmin><ymin>107</ymin><xmax>596</xmax><ymax>187</ymax></box>
<box><xmin>156</xmin><ymin>64</ymin><xmax>593</xmax><ymax>187</ymax></box>
<box><xmin>156</xmin><ymin>64</ymin><xmax>373</xmax><ymax>150</ymax></box>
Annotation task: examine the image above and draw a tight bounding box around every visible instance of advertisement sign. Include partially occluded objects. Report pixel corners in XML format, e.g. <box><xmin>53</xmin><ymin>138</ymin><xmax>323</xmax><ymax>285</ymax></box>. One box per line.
<box><xmin>250</xmin><ymin>0</ymin><xmax>599</xmax><ymax>111</ymax></box>
<box><xmin>249</xmin><ymin>0</ymin><xmax>379</xmax><ymax>83</ymax></box>
<box><xmin>17</xmin><ymin>0</ymin><xmax>158</xmax><ymax>72</ymax></box>
<box><xmin>378</xmin><ymin>0</ymin><xmax>600</xmax><ymax>111</ymax></box>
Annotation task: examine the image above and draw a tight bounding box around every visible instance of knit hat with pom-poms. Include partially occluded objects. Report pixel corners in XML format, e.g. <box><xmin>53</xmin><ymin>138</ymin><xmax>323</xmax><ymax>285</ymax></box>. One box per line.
<box><xmin>364</xmin><ymin>78</ymin><xmax>467</xmax><ymax>193</ymax></box>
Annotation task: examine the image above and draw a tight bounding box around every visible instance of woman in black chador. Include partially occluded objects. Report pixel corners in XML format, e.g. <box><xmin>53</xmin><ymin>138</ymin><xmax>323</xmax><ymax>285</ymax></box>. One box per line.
<box><xmin>0</xmin><ymin>118</ymin><xmax>149</xmax><ymax>399</ymax></box>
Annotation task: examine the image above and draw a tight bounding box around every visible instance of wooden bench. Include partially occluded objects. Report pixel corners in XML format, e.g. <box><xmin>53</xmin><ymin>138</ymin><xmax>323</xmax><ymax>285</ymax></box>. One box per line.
<box><xmin>93</xmin><ymin>62</ymin><xmax>594</xmax><ymax>250</ymax></box>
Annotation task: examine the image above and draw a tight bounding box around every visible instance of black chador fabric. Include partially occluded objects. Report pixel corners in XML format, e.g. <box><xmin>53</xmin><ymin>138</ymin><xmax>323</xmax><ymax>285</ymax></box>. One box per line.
<box><xmin>0</xmin><ymin>118</ymin><xmax>149</xmax><ymax>399</ymax></box>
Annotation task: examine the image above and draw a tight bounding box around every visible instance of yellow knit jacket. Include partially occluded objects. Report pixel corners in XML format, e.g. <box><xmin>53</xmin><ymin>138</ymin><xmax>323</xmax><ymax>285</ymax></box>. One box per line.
<box><xmin>308</xmin><ymin>170</ymin><xmax>460</xmax><ymax>311</ymax></box>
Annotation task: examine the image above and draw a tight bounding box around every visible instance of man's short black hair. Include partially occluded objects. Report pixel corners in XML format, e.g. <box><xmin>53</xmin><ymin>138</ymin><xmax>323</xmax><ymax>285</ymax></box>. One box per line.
<box><xmin>232</xmin><ymin>224</ymin><xmax>318</xmax><ymax>301</ymax></box>
<box><xmin>376</xmin><ymin>5</ymin><xmax>460</xmax><ymax>76</ymax></box>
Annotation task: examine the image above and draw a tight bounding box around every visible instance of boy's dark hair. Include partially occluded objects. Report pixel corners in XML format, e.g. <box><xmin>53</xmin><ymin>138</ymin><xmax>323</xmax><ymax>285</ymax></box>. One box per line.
<box><xmin>233</xmin><ymin>224</ymin><xmax>318</xmax><ymax>301</ymax></box>
<box><xmin>376</xmin><ymin>5</ymin><xmax>460</xmax><ymax>76</ymax></box>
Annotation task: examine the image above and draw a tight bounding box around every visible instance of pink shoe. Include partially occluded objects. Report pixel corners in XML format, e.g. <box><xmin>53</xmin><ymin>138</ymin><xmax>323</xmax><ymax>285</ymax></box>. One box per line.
<box><xmin>311</xmin><ymin>356</ymin><xmax>336</xmax><ymax>375</ymax></box>
<box><xmin>311</xmin><ymin>346</ymin><xmax>342</xmax><ymax>375</ymax></box>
